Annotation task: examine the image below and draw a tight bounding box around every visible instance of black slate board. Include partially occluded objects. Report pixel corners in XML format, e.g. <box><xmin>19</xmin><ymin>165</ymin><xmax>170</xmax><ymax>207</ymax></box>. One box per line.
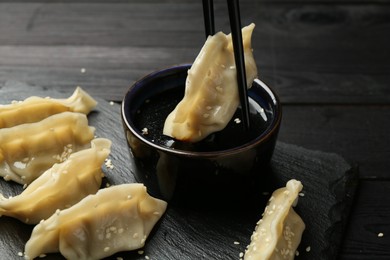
<box><xmin>0</xmin><ymin>81</ymin><xmax>358</xmax><ymax>260</ymax></box>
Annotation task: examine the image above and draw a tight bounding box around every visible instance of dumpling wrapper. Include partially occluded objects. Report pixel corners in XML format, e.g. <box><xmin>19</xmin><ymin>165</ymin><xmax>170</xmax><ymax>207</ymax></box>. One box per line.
<box><xmin>244</xmin><ymin>179</ymin><xmax>305</xmax><ymax>260</ymax></box>
<box><xmin>0</xmin><ymin>112</ymin><xmax>95</xmax><ymax>185</ymax></box>
<box><xmin>24</xmin><ymin>183</ymin><xmax>167</xmax><ymax>260</ymax></box>
<box><xmin>0</xmin><ymin>87</ymin><xmax>97</xmax><ymax>129</ymax></box>
<box><xmin>0</xmin><ymin>138</ymin><xmax>111</xmax><ymax>224</ymax></box>
<box><xmin>163</xmin><ymin>23</ymin><xmax>258</xmax><ymax>142</ymax></box>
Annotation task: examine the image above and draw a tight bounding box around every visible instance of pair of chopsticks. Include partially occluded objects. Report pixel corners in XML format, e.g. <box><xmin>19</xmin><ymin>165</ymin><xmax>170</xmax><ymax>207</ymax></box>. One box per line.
<box><xmin>202</xmin><ymin>0</ymin><xmax>251</xmax><ymax>131</ymax></box>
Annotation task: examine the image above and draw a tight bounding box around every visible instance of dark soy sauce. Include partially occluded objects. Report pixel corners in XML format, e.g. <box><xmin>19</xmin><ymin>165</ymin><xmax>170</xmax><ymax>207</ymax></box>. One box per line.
<box><xmin>134</xmin><ymin>86</ymin><xmax>272</xmax><ymax>152</ymax></box>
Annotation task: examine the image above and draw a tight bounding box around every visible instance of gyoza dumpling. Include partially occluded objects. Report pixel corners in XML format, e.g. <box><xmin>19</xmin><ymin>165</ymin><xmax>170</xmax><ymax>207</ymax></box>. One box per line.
<box><xmin>24</xmin><ymin>183</ymin><xmax>167</xmax><ymax>260</ymax></box>
<box><xmin>0</xmin><ymin>87</ymin><xmax>97</xmax><ymax>129</ymax></box>
<box><xmin>163</xmin><ymin>23</ymin><xmax>258</xmax><ymax>142</ymax></box>
<box><xmin>244</xmin><ymin>179</ymin><xmax>305</xmax><ymax>260</ymax></box>
<box><xmin>0</xmin><ymin>112</ymin><xmax>95</xmax><ymax>185</ymax></box>
<box><xmin>0</xmin><ymin>138</ymin><xmax>111</xmax><ymax>224</ymax></box>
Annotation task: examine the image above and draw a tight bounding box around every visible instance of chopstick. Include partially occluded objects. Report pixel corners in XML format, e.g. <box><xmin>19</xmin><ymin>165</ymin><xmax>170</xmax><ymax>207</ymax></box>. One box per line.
<box><xmin>202</xmin><ymin>0</ymin><xmax>215</xmax><ymax>37</ymax></box>
<box><xmin>227</xmin><ymin>0</ymin><xmax>251</xmax><ymax>130</ymax></box>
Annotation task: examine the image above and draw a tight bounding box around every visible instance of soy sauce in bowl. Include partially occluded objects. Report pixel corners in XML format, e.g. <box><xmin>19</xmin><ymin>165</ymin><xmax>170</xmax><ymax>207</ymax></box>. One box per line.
<box><xmin>122</xmin><ymin>65</ymin><xmax>281</xmax><ymax>207</ymax></box>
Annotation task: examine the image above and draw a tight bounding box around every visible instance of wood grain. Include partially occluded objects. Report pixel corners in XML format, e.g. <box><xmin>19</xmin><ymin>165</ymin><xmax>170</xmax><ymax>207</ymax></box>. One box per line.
<box><xmin>0</xmin><ymin>3</ymin><xmax>389</xmax><ymax>103</ymax></box>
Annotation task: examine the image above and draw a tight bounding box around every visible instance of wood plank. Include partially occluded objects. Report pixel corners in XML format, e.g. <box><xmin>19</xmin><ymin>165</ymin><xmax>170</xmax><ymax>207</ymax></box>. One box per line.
<box><xmin>339</xmin><ymin>180</ymin><xmax>390</xmax><ymax>259</ymax></box>
<box><xmin>0</xmin><ymin>44</ymin><xmax>389</xmax><ymax>104</ymax></box>
<box><xmin>0</xmin><ymin>3</ymin><xmax>389</xmax><ymax>103</ymax></box>
<box><xmin>279</xmin><ymin>105</ymin><xmax>390</xmax><ymax>179</ymax></box>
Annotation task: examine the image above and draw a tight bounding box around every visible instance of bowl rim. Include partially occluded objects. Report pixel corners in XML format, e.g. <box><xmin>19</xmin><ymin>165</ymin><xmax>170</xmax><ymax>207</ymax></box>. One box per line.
<box><xmin>121</xmin><ymin>64</ymin><xmax>282</xmax><ymax>158</ymax></box>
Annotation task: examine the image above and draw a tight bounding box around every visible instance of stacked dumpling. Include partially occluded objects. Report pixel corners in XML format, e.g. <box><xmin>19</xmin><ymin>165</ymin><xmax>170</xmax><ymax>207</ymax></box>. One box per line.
<box><xmin>0</xmin><ymin>88</ymin><xmax>167</xmax><ymax>260</ymax></box>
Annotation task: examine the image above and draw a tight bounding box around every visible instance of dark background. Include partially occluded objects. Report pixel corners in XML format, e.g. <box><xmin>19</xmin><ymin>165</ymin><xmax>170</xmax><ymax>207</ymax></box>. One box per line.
<box><xmin>0</xmin><ymin>0</ymin><xmax>389</xmax><ymax>259</ymax></box>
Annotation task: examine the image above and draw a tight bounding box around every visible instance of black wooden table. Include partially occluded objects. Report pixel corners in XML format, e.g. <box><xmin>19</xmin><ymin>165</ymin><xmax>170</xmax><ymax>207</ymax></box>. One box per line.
<box><xmin>0</xmin><ymin>0</ymin><xmax>389</xmax><ymax>259</ymax></box>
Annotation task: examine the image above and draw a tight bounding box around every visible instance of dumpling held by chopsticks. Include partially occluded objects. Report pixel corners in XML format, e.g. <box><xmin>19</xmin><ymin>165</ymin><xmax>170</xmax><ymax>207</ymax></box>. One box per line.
<box><xmin>163</xmin><ymin>23</ymin><xmax>258</xmax><ymax>143</ymax></box>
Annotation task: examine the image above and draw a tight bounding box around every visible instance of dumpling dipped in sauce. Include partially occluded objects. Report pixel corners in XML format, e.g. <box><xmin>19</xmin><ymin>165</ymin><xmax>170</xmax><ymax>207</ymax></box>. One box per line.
<box><xmin>24</xmin><ymin>183</ymin><xmax>167</xmax><ymax>260</ymax></box>
<box><xmin>163</xmin><ymin>23</ymin><xmax>258</xmax><ymax>142</ymax></box>
<box><xmin>244</xmin><ymin>179</ymin><xmax>305</xmax><ymax>260</ymax></box>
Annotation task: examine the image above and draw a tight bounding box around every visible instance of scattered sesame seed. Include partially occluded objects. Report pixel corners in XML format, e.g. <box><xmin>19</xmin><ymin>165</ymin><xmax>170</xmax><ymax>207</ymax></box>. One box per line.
<box><xmin>378</xmin><ymin>232</ymin><xmax>384</xmax><ymax>237</ymax></box>
<box><xmin>306</xmin><ymin>246</ymin><xmax>311</xmax><ymax>252</ymax></box>
<box><xmin>106</xmin><ymin>183</ymin><xmax>111</xmax><ymax>187</ymax></box>
<box><xmin>17</xmin><ymin>252</ymin><xmax>23</xmax><ymax>257</ymax></box>
<box><xmin>142</xmin><ymin>128</ymin><xmax>149</xmax><ymax>135</ymax></box>
<box><xmin>295</xmin><ymin>250</ymin><xmax>300</xmax><ymax>256</ymax></box>
<box><xmin>138</xmin><ymin>250</ymin><xmax>144</xmax><ymax>255</ymax></box>
<box><xmin>299</xmin><ymin>192</ymin><xmax>305</xmax><ymax>197</ymax></box>
<box><xmin>80</xmin><ymin>68</ymin><xmax>86</xmax><ymax>73</ymax></box>
<box><xmin>145</xmin><ymin>256</ymin><xmax>150</xmax><ymax>260</ymax></box>
<box><xmin>104</xmin><ymin>159</ymin><xmax>114</xmax><ymax>169</ymax></box>
<box><xmin>109</xmin><ymin>101</ymin><xmax>114</xmax><ymax>106</ymax></box>
<box><xmin>239</xmin><ymin>252</ymin><xmax>244</xmax><ymax>258</ymax></box>
<box><xmin>39</xmin><ymin>254</ymin><xmax>46</xmax><ymax>258</ymax></box>
<box><xmin>234</xmin><ymin>241</ymin><xmax>240</xmax><ymax>245</ymax></box>
<box><xmin>234</xmin><ymin>118</ymin><xmax>241</xmax><ymax>124</ymax></box>
<box><xmin>104</xmin><ymin>247</ymin><xmax>110</xmax><ymax>252</ymax></box>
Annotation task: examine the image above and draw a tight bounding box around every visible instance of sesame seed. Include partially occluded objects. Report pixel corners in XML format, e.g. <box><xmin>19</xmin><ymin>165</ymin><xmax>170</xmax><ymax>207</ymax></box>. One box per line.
<box><xmin>17</xmin><ymin>252</ymin><xmax>23</xmax><ymax>257</ymax></box>
<box><xmin>295</xmin><ymin>250</ymin><xmax>300</xmax><ymax>256</ymax></box>
<box><xmin>39</xmin><ymin>254</ymin><xmax>46</xmax><ymax>258</ymax></box>
<box><xmin>234</xmin><ymin>241</ymin><xmax>240</xmax><ymax>245</ymax></box>
<box><xmin>378</xmin><ymin>232</ymin><xmax>384</xmax><ymax>237</ymax></box>
<box><xmin>306</xmin><ymin>246</ymin><xmax>311</xmax><ymax>252</ymax></box>
<box><xmin>138</xmin><ymin>250</ymin><xmax>144</xmax><ymax>255</ymax></box>
<box><xmin>142</xmin><ymin>128</ymin><xmax>149</xmax><ymax>135</ymax></box>
<box><xmin>299</xmin><ymin>192</ymin><xmax>305</xmax><ymax>197</ymax></box>
<box><xmin>80</xmin><ymin>68</ymin><xmax>86</xmax><ymax>73</ymax></box>
<box><xmin>216</xmin><ymin>86</ymin><xmax>223</xmax><ymax>93</ymax></box>
<box><xmin>109</xmin><ymin>101</ymin><xmax>114</xmax><ymax>106</ymax></box>
<box><xmin>133</xmin><ymin>233</ymin><xmax>139</xmax><ymax>239</ymax></box>
<box><xmin>104</xmin><ymin>247</ymin><xmax>110</xmax><ymax>252</ymax></box>
<box><xmin>145</xmin><ymin>256</ymin><xmax>150</xmax><ymax>260</ymax></box>
<box><xmin>239</xmin><ymin>252</ymin><xmax>244</xmax><ymax>257</ymax></box>
<box><xmin>234</xmin><ymin>118</ymin><xmax>241</xmax><ymax>124</ymax></box>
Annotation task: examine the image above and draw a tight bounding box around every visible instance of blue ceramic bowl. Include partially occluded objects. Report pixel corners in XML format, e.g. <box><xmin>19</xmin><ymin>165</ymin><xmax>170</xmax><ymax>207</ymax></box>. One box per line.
<box><xmin>121</xmin><ymin>64</ymin><xmax>282</xmax><ymax>206</ymax></box>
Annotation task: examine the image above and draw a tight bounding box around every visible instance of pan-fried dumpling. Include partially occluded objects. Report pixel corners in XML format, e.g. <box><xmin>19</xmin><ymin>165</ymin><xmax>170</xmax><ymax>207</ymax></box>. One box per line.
<box><xmin>0</xmin><ymin>87</ymin><xmax>97</xmax><ymax>129</ymax></box>
<box><xmin>163</xmin><ymin>23</ymin><xmax>258</xmax><ymax>142</ymax></box>
<box><xmin>24</xmin><ymin>183</ymin><xmax>167</xmax><ymax>260</ymax></box>
<box><xmin>0</xmin><ymin>138</ymin><xmax>111</xmax><ymax>224</ymax></box>
<box><xmin>0</xmin><ymin>112</ymin><xmax>95</xmax><ymax>185</ymax></box>
<box><xmin>244</xmin><ymin>179</ymin><xmax>305</xmax><ymax>260</ymax></box>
